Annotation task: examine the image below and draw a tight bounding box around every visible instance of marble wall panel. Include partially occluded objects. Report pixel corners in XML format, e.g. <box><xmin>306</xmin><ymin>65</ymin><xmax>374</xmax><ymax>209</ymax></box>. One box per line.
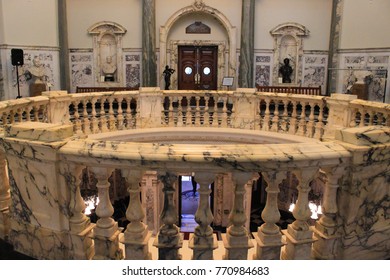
<box><xmin>302</xmin><ymin>54</ymin><xmax>328</xmax><ymax>95</ymax></box>
<box><xmin>69</xmin><ymin>50</ymin><xmax>94</xmax><ymax>93</ymax></box>
<box><xmin>338</xmin><ymin>52</ymin><xmax>390</xmax><ymax>103</ymax></box>
<box><xmin>255</xmin><ymin>54</ymin><xmax>273</xmax><ymax>87</ymax></box>
<box><xmin>123</xmin><ymin>52</ymin><xmax>141</xmax><ymax>88</ymax></box>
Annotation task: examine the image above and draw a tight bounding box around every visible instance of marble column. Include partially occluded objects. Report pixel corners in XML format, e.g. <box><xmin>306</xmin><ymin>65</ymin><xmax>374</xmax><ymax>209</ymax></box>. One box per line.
<box><xmin>312</xmin><ymin>166</ymin><xmax>345</xmax><ymax>259</ymax></box>
<box><xmin>281</xmin><ymin>168</ymin><xmax>318</xmax><ymax>260</ymax></box>
<box><xmin>90</xmin><ymin>167</ymin><xmax>123</xmax><ymax>260</ymax></box>
<box><xmin>153</xmin><ymin>172</ymin><xmax>183</xmax><ymax>260</ymax></box>
<box><xmin>58</xmin><ymin>0</ymin><xmax>70</xmax><ymax>91</ymax></box>
<box><xmin>189</xmin><ymin>172</ymin><xmax>218</xmax><ymax>260</ymax></box>
<box><xmin>142</xmin><ymin>0</ymin><xmax>157</xmax><ymax>87</ymax></box>
<box><xmin>238</xmin><ymin>0</ymin><xmax>255</xmax><ymax>88</ymax></box>
<box><xmin>253</xmin><ymin>171</ymin><xmax>286</xmax><ymax>260</ymax></box>
<box><xmin>120</xmin><ymin>169</ymin><xmax>152</xmax><ymax>260</ymax></box>
<box><xmin>0</xmin><ymin>151</ymin><xmax>11</xmax><ymax>239</ymax></box>
<box><xmin>223</xmin><ymin>172</ymin><xmax>254</xmax><ymax>260</ymax></box>
<box><xmin>327</xmin><ymin>0</ymin><xmax>344</xmax><ymax>95</ymax></box>
<box><xmin>66</xmin><ymin>163</ymin><xmax>94</xmax><ymax>259</ymax></box>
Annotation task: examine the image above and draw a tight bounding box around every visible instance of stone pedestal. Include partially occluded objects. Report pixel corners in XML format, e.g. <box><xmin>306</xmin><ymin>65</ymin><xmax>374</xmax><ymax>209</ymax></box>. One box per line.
<box><xmin>29</xmin><ymin>83</ymin><xmax>46</xmax><ymax>97</ymax></box>
<box><xmin>281</xmin><ymin>225</ymin><xmax>316</xmax><ymax>260</ymax></box>
<box><xmin>93</xmin><ymin>227</ymin><xmax>123</xmax><ymax>260</ymax></box>
<box><xmin>69</xmin><ymin>223</ymin><xmax>95</xmax><ymax>260</ymax></box>
<box><xmin>311</xmin><ymin>224</ymin><xmax>340</xmax><ymax>260</ymax></box>
<box><xmin>222</xmin><ymin>233</ymin><xmax>254</xmax><ymax>260</ymax></box>
<box><xmin>153</xmin><ymin>228</ymin><xmax>183</xmax><ymax>260</ymax></box>
<box><xmin>188</xmin><ymin>233</ymin><xmax>218</xmax><ymax>260</ymax></box>
<box><xmin>0</xmin><ymin>208</ymin><xmax>10</xmax><ymax>240</ymax></box>
<box><xmin>253</xmin><ymin>230</ymin><xmax>284</xmax><ymax>260</ymax></box>
<box><xmin>120</xmin><ymin>229</ymin><xmax>152</xmax><ymax>260</ymax></box>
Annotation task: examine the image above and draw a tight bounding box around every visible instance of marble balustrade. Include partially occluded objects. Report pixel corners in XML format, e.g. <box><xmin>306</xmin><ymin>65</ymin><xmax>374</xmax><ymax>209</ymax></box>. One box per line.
<box><xmin>0</xmin><ymin>88</ymin><xmax>389</xmax><ymax>260</ymax></box>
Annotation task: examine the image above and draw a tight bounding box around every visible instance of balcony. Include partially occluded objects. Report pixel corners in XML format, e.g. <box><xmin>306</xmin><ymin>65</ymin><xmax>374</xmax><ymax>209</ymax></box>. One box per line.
<box><xmin>0</xmin><ymin>88</ymin><xmax>389</xmax><ymax>260</ymax></box>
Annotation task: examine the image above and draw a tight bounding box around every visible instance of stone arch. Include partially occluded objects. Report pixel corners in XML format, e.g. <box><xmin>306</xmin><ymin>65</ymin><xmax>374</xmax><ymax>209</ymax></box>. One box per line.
<box><xmin>159</xmin><ymin>1</ymin><xmax>237</xmax><ymax>89</ymax></box>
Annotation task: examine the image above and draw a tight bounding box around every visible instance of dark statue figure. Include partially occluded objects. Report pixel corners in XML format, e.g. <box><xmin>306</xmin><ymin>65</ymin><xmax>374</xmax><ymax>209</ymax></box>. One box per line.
<box><xmin>279</xmin><ymin>58</ymin><xmax>293</xmax><ymax>83</ymax></box>
<box><xmin>163</xmin><ymin>65</ymin><xmax>175</xmax><ymax>90</ymax></box>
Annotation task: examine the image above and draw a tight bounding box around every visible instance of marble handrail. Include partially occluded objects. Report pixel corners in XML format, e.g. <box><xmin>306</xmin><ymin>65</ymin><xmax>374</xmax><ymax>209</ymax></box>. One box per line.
<box><xmin>348</xmin><ymin>99</ymin><xmax>390</xmax><ymax>127</ymax></box>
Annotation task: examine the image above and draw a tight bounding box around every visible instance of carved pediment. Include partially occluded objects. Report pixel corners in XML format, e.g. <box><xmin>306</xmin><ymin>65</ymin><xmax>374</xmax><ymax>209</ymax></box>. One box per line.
<box><xmin>88</xmin><ymin>21</ymin><xmax>127</xmax><ymax>35</ymax></box>
<box><xmin>186</xmin><ymin>21</ymin><xmax>211</xmax><ymax>34</ymax></box>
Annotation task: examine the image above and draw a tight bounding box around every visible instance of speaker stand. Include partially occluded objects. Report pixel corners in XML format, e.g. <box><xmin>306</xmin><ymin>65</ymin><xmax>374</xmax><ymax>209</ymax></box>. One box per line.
<box><xmin>16</xmin><ymin>66</ymin><xmax>21</xmax><ymax>99</ymax></box>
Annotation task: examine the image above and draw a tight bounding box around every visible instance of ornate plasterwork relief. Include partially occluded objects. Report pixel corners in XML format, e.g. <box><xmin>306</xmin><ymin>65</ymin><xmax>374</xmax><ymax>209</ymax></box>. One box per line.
<box><xmin>270</xmin><ymin>22</ymin><xmax>309</xmax><ymax>85</ymax></box>
<box><xmin>88</xmin><ymin>21</ymin><xmax>127</xmax><ymax>86</ymax></box>
<box><xmin>159</xmin><ymin>2</ymin><xmax>237</xmax><ymax>89</ymax></box>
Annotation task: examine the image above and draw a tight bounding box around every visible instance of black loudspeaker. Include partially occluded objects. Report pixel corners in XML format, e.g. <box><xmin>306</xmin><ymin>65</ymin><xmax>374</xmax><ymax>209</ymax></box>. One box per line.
<box><xmin>11</xmin><ymin>49</ymin><xmax>24</xmax><ymax>66</ymax></box>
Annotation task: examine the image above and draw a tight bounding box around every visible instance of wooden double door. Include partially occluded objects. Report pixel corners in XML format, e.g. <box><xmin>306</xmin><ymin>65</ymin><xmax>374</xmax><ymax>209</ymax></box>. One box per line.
<box><xmin>178</xmin><ymin>45</ymin><xmax>218</xmax><ymax>90</ymax></box>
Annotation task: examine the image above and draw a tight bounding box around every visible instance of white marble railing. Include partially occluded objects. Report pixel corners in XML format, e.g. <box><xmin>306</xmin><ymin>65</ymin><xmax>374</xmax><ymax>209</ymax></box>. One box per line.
<box><xmin>0</xmin><ymin>88</ymin><xmax>389</xmax><ymax>260</ymax></box>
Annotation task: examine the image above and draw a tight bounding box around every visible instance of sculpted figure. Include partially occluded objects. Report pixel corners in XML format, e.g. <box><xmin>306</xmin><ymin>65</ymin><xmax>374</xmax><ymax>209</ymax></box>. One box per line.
<box><xmin>28</xmin><ymin>57</ymin><xmax>46</xmax><ymax>83</ymax></box>
<box><xmin>163</xmin><ymin>65</ymin><xmax>175</xmax><ymax>90</ymax></box>
<box><xmin>279</xmin><ymin>58</ymin><xmax>293</xmax><ymax>83</ymax></box>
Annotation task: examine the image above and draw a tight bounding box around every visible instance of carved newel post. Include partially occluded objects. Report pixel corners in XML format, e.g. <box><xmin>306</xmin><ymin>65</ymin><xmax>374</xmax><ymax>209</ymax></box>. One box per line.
<box><xmin>312</xmin><ymin>167</ymin><xmax>345</xmax><ymax>259</ymax></box>
<box><xmin>253</xmin><ymin>171</ymin><xmax>286</xmax><ymax>260</ymax></box>
<box><xmin>120</xmin><ymin>169</ymin><xmax>152</xmax><ymax>259</ymax></box>
<box><xmin>223</xmin><ymin>172</ymin><xmax>254</xmax><ymax>260</ymax></box>
<box><xmin>189</xmin><ymin>172</ymin><xmax>218</xmax><ymax>260</ymax></box>
<box><xmin>0</xmin><ymin>151</ymin><xmax>11</xmax><ymax>239</ymax></box>
<box><xmin>90</xmin><ymin>167</ymin><xmax>123</xmax><ymax>260</ymax></box>
<box><xmin>153</xmin><ymin>172</ymin><xmax>183</xmax><ymax>260</ymax></box>
<box><xmin>281</xmin><ymin>168</ymin><xmax>318</xmax><ymax>260</ymax></box>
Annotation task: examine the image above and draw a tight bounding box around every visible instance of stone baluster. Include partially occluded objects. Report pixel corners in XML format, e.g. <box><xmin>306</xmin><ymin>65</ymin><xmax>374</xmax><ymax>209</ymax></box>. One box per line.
<box><xmin>221</xmin><ymin>96</ymin><xmax>228</xmax><ymax>127</ymax></box>
<box><xmin>253</xmin><ymin>170</ymin><xmax>286</xmax><ymax>260</ymax></box>
<box><xmin>66</xmin><ymin>164</ymin><xmax>94</xmax><ymax>259</ymax></box>
<box><xmin>125</xmin><ymin>97</ymin><xmax>132</xmax><ymax>128</ymax></box>
<box><xmin>82</xmin><ymin>99</ymin><xmax>91</xmax><ymax>134</ymax></box>
<box><xmin>177</xmin><ymin>96</ymin><xmax>183</xmax><ymax>127</ymax></box>
<box><xmin>263</xmin><ymin>97</ymin><xmax>271</xmax><ymax>131</ymax></box>
<box><xmin>72</xmin><ymin>101</ymin><xmax>82</xmax><ymax>134</ymax></box>
<box><xmin>17</xmin><ymin>108</ymin><xmax>23</xmax><ymax>122</ymax></box>
<box><xmin>280</xmin><ymin>99</ymin><xmax>289</xmax><ymax>132</ymax></box>
<box><xmin>281</xmin><ymin>167</ymin><xmax>318</xmax><ymax>260</ymax></box>
<box><xmin>271</xmin><ymin>100</ymin><xmax>280</xmax><ymax>132</ymax></box>
<box><xmin>153</xmin><ymin>172</ymin><xmax>183</xmax><ymax>260</ymax></box>
<box><xmin>306</xmin><ymin>103</ymin><xmax>316</xmax><ymax>138</ymax></box>
<box><xmin>25</xmin><ymin>106</ymin><xmax>32</xmax><ymax>122</ymax></box>
<box><xmin>90</xmin><ymin>98</ymin><xmax>98</xmax><ymax>133</ymax></box>
<box><xmin>314</xmin><ymin>102</ymin><xmax>325</xmax><ymax>139</ymax></box>
<box><xmin>195</xmin><ymin>96</ymin><xmax>201</xmax><ymax>126</ymax></box>
<box><xmin>367</xmin><ymin>110</ymin><xmax>374</xmax><ymax>125</ymax></box>
<box><xmin>223</xmin><ymin>172</ymin><xmax>254</xmax><ymax>260</ymax></box>
<box><xmin>359</xmin><ymin>109</ymin><xmax>366</xmax><ymax>127</ymax></box>
<box><xmin>312</xmin><ymin>166</ymin><xmax>345</xmax><ymax>259</ymax></box>
<box><xmin>203</xmin><ymin>96</ymin><xmax>210</xmax><ymax>127</ymax></box>
<box><xmin>100</xmin><ymin>98</ymin><xmax>108</xmax><ymax>132</ymax></box>
<box><xmin>0</xmin><ymin>151</ymin><xmax>11</xmax><ymax>239</ymax></box>
<box><xmin>120</xmin><ymin>169</ymin><xmax>152</xmax><ymax>260</ymax></box>
<box><xmin>185</xmin><ymin>97</ymin><xmax>191</xmax><ymax>126</ymax></box>
<box><xmin>289</xmin><ymin>100</ymin><xmax>298</xmax><ymax>134</ymax></box>
<box><xmin>296</xmin><ymin>102</ymin><xmax>307</xmax><ymax>136</ymax></box>
<box><xmin>90</xmin><ymin>167</ymin><xmax>123</xmax><ymax>260</ymax></box>
<box><xmin>116</xmin><ymin>97</ymin><xmax>124</xmax><ymax>130</ymax></box>
<box><xmin>212</xmin><ymin>97</ymin><xmax>218</xmax><ymax>127</ymax></box>
<box><xmin>189</xmin><ymin>172</ymin><xmax>218</xmax><ymax>260</ymax></box>
<box><xmin>1</xmin><ymin>112</ymin><xmax>7</xmax><ymax>125</ymax></box>
<box><xmin>107</xmin><ymin>97</ymin><xmax>115</xmax><ymax>130</ymax></box>
<box><xmin>33</xmin><ymin>105</ymin><xmax>40</xmax><ymax>121</ymax></box>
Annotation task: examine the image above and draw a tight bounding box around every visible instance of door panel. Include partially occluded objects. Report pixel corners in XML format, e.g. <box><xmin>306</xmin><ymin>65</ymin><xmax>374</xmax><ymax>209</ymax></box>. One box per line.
<box><xmin>178</xmin><ymin>46</ymin><xmax>218</xmax><ymax>90</ymax></box>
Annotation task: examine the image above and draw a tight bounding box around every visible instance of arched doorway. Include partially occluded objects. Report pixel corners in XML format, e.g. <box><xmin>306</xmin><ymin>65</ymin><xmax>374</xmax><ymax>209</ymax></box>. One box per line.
<box><xmin>159</xmin><ymin>2</ymin><xmax>237</xmax><ymax>90</ymax></box>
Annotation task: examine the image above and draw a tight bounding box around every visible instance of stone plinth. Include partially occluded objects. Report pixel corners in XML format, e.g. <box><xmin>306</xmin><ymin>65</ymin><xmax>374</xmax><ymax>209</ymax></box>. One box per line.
<box><xmin>188</xmin><ymin>233</ymin><xmax>218</xmax><ymax>260</ymax></box>
<box><xmin>69</xmin><ymin>223</ymin><xmax>95</xmax><ymax>260</ymax></box>
<box><xmin>253</xmin><ymin>230</ymin><xmax>284</xmax><ymax>260</ymax></box>
<box><xmin>120</xmin><ymin>229</ymin><xmax>152</xmax><ymax>260</ymax></box>
<box><xmin>0</xmin><ymin>208</ymin><xmax>10</xmax><ymax>239</ymax></box>
<box><xmin>281</xmin><ymin>225</ymin><xmax>316</xmax><ymax>260</ymax></box>
<box><xmin>222</xmin><ymin>233</ymin><xmax>254</xmax><ymax>260</ymax></box>
<box><xmin>153</xmin><ymin>229</ymin><xmax>183</xmax><ymax>260</ymax></box>
<box><xmin>93</xmin><ymin>228</ymin><xmax>123</xmax><ymax>260</ymax></box>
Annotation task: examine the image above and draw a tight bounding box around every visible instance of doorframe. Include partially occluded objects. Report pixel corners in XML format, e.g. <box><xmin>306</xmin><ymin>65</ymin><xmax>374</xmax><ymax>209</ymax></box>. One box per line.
<box><xmin>169</xmin><ymin>40</ymin><xmax>226</xmax><ymax>90</ymax></box>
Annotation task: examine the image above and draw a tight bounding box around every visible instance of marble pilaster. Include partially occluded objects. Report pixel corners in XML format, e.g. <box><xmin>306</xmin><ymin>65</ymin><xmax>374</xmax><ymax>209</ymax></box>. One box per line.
<box><xmin>254</xmin><ymin>171</ymin><xmax>286</xmax><ymax>260</ymax></box>
<box><xmin>232</xmin><ymin>88</ymin><xmax>258</xmax><ymax>129</ymax></box>
<box><xmin>223</xmin><ymin>172</ymin><xmax>254</xmax><ymax>260</ymax></box>
<box><xmin>120</xmin><ymin>169</ymin><xmax>152</xmax><ymax>260</ymax></box>
<box><xmin>189</xmin><ymin>172</ymin><xmax>218</xmax><ymax>260</ymax></box>
<box><xmin>42</xmin><ymin>91</ymin><xmax>71</xmax><ymax>124</ymax></box>
<box><xmin>153</xmin><ymin>172</ymin><xmax>183</xmax><ymax>260</ymax></box>
<box><xmin>327</xmin><ymin>0</ymin><xmax>344</xmax><ymax>95</ymax></box>
<box><xmin>142</xmin><ymin>0</ymin><xmax>157</xmax><ymax>87</ymax></box>
<box><xmin>58</xmin><ymin>0</ymin><xmax>70</xmax><ymax>91</ymax></box>
<box><xmin>238</xmin><ymin>0</ymin><xmax>255</xmax><ymax>88</ymax></box>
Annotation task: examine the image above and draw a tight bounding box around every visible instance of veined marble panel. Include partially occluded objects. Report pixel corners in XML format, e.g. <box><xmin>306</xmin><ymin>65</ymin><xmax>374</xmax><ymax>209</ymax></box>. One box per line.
<box><xmin>123</xmin><ymin>52</ymin><xmax>141</xmax><ymax>89</ymax></box>
<box><xmin>69</xmin><ymin>50</ymin><xmax>94</xmax><ymax>93</ymax></box>
<box><xmin>255</xmin><ymin>54</ymin><xmax>273</xmax><ymax>87</ymax></box>
<box><xmin>302</xmin><ymin>54</ymin><xmax>328</xmax><ymax>95</ymax></box>
<box><xmin>338</xmin><ymin>53</ymin><xmax>390</xmax><ymax>103</ymax></box>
